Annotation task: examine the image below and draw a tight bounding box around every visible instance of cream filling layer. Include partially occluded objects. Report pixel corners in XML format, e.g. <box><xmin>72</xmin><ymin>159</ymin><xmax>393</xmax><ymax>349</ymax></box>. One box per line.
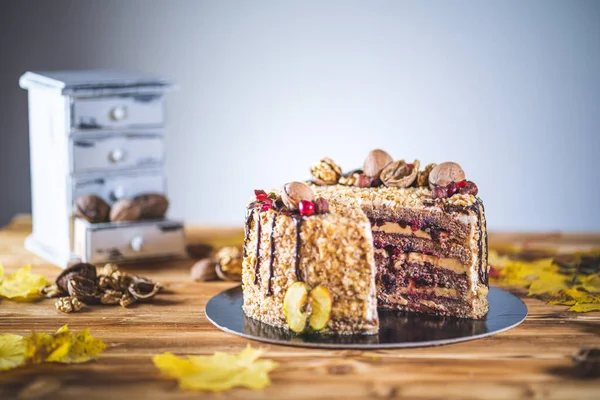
<box><xmin>393</xmin><ymin>286</ymin><xmax>459</xmax><ymax>298</ymax></box>
<box><xmin>371</xmin><ymin>222</ymin><xmax>431</xmax><ymax>239</ymax></box>
<box><xmin>374</xmin><ymin>249</ymin><xmax>467</xmax><ymax>274</ymax></box>
<box><xmin>397</xmin><ymin>253</ymin><xmax>466</xmax><ymax>274</ymax></box>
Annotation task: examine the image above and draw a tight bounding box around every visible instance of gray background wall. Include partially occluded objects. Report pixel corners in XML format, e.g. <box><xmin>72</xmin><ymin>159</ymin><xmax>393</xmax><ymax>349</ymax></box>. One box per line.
<box><xmin>0</xmin><ymin>0</ymin><xmax>599</xmax><ymax>231</ymax></box>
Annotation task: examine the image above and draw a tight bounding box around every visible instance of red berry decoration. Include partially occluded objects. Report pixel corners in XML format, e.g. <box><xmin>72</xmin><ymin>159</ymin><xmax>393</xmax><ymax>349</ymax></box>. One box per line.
<box><xmin>459</xmin><ymin>181</ymin><xmax>479</xmax><ymax>196</ymax></box>
<box><xmin>432</xmin><ymin>185</ymin><xmax>448</xmax><ymax>199</ymax></box>
<box><xmin>261</xmin><ymin>203</ymin><xmax>272</xmax><ymax>211</ymax></box>
<box><xmin>407</xmin><ymin>164</ymin><xmax>414</xmax><ymax>169</ymax></box>
<box><xmin>299</xmin><ymin>200</ymin><xmax>315</xmax><ymax>216</ymax></box>
<box><xmin>457</xmin><ymin>180</ymin><xmax>467</xmax><ymax>188</ymax></box>
<box><xmin>254</xmin><ymin>189</ymin><xmax>269</xmax><ymax>202</ymax></box>
<box><xmin>447</xmin><ymin>182</ymin><xmax>458</xmax><ymax>196</ymax></box>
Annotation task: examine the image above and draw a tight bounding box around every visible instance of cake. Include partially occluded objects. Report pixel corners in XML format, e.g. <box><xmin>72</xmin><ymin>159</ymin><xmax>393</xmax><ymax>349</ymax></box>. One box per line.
<box><xmin>241</xmin><ymin>149</ymin><xmax>488</xmax><ymax>335</ymax></box>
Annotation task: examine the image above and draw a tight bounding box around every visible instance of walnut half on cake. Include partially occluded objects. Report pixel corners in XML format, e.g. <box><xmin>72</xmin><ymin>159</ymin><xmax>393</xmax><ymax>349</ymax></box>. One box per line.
<box><xmin>242</xmin><ymin>151</ymin><xmax>489</xmax><ymax>335</ymax></box>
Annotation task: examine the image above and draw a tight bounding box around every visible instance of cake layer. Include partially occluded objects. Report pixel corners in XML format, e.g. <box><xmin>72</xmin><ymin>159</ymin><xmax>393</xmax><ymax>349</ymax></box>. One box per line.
<box><xmin>242</xmin><ymin>204</ymin><xmax>379</xmax><ymax>334</ymax></box>
<box><xmin>372</xmin><ymin>232</ymin><xmax>472</xmax><ymax>264</ymax></box>
<box><xmin>376</xmin><ymin>259</ymin><xmax>470</xmax><ymax>294</ymax></box>
<box><xmin>368</xmin><ymin>212</ymin><xmax>470</xmax><ymax>242</ymax></box>
<box><xmin>378</xmin><ymin>288</ymin><xmax>488</xmax><ymax>319</ymax></box>
<box><xmin>374</xmin><ymin>249</ymin><xmax>467</xmax><ymax>274</ymax></box>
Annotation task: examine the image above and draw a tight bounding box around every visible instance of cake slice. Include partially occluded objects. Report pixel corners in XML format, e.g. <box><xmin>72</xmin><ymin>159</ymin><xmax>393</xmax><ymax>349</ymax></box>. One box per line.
<box><xmin>241</xmin><ymin>185</ymin><xmax>379</xmax><ymax>334</ymax></box>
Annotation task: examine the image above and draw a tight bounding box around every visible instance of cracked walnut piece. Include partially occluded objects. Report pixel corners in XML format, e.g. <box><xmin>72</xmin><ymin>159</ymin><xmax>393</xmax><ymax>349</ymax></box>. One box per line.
<box><xmin>339</xmin><ymin>172</ymin><xmax>361</xmax><ymax>186</ymax></box>
<box><xmin>417</xmin><ymin>163</ymin><xmax>437</xmax><ymax>187</ymax></box>
<box><xmin>55</xmin><ymin>296</ymin><xmax>83</xmax><ymax>313</ymax></box>
<box><xmin>215</xmin><ymin>246</ymin><xmax>243</xmax><ymax>281</ymax></box>
<box><xmin>311</xmin><ymin>157</ymin><xmax>342</xmax><ymax>185</ymax></box>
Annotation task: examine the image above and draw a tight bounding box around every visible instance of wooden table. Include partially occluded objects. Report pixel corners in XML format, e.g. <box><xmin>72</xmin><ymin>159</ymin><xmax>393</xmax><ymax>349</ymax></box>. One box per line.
<box><xmin>1</xmin><ymin>215</ymin><xmax>599</xmax><ymax>399</ymax></box>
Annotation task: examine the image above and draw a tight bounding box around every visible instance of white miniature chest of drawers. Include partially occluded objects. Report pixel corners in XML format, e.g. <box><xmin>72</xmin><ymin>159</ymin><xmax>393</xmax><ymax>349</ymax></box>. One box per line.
<box><xmin>20</xmin><ymin>70</ymin><xmax>186</xmax><ymax>268</ymax></box>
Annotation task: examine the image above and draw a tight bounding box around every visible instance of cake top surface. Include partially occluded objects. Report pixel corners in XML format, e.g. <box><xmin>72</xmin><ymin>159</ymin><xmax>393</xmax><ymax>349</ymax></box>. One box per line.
<box><xmin>246</xmin><ymin>149</ymin><xmax>483</xmax><ymax>225</ymax></box>
<box><xmin>314</xmin><ymin>185</ymin><xmax>478</xmax><ymax>211</ymax></box>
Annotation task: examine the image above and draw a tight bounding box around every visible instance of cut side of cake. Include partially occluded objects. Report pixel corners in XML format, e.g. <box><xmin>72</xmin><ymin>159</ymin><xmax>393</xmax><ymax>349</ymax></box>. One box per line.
<box><xmin>316</xmin><ymin>186</ymin><xmax>488</xmax><ymax>319</ymax></box>
<box><xmin>242</xmin><ymin>150</ymin><xmax>489</xmax><ymax>335</ymax></box>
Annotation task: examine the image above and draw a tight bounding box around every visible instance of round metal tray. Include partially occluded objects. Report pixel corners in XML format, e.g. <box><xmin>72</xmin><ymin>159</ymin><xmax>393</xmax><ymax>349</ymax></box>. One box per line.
<box><xmin>205</xmin><ymin>286</ymin><xmax>527</xmax><ymax>349</ymax></box>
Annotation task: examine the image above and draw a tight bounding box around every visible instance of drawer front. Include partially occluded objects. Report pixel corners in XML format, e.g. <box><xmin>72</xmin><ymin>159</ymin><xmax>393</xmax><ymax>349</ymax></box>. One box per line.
<box><xmin>72</xmin><ymin>95</ymin><xmax>165</xmax><ymax>130</ymax></box>
<box><xmin>71</xmin><ymin>171</ymin><xmax>165</xmax><ymax>205</ymax></box>
<box><xmin>74</xmin><ymin>218</ymin><xmax>186</xmax><ymax>264</ymax></box>
<box><xmin>71</xmin><ymin>133</ymin><xmax>164</xmax><ymax>173</ymax></box>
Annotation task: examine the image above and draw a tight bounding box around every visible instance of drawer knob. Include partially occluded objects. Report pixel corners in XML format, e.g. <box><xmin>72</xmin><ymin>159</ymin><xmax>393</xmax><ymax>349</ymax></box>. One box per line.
<box><xmin>109</xmin><ymin>148</ymin><xmax>126</xmax><ymax>163</ymax></box>
<box><xmin>110</xmin><ymin>106</ymin><xmax>128</xmax><ymax>121</ymax></box>
<box><xmin>109</xmin><ymin>186</ymin><xmax>126</xmax><ymax>202</ymax></box>
<box><xmin>131</xmin><ymin>236</ymin><xmax>144</xmax><ymax>252</ymax></box>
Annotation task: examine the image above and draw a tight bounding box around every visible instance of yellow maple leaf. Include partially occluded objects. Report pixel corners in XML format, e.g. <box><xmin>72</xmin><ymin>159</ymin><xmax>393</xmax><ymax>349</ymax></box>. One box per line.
<box><xmin>569</xmin><ymin>302</ymin><xmax>600</xmax><ymax>312</ymax></box>
<box><xmin>24</xmin><ymin>325</ymin><xmax>106</xmax><ymax>365</ymax></box>
<box><xmin>527</xmin><ymin>271</ymin><xmax>572</xmax><ymax>296</ymax></box>
<box><xmin>580</xmin><ymin>274</ymin><xmax>600</xmax><ymax>293</ymax></box>
<box><xmin>0</xmin><ymin>265</ymin><xmax>49</xmax><ymax>301</ymax></box>
<box><xmin>494</xmin><ymin>258</ymin><xmax>555</xmax><ymax>287</ymax></box>
<box><xmin>153</xmin><ymin>345</ymin><xmax>278</xmax><ymax>392</ymax></box>
<box><xmin>0</xmin><ymin>334</ymin><xmax>26</xmax><ymax>371</ymax></box>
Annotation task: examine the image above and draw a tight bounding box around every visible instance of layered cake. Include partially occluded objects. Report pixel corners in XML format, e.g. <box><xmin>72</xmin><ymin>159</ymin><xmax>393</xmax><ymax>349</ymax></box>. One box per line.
<box><xmin>242</xmin><ymin>149</ymin><xmax>488</xmax><ymax>334</ymax></box>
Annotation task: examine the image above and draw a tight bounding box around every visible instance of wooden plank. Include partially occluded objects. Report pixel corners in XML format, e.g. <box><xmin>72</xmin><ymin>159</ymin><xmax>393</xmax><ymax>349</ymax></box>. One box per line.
<box><xmin>1</xmin><ymin>215</ymin><xmax>599</xmax><ymax>399</ymax></box>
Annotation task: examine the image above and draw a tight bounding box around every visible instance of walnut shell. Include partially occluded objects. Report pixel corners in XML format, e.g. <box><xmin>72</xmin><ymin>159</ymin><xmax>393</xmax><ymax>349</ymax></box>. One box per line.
<box><xmin>133</xmin><ymin>193</ymin><xmax>169</xmax><ymax>219</ymax></box>
<box><xmin>428</xmin><ymin>162</ymin><xmax>466</xmax><ymax>189</ymax></box>
<box><xmin>67</xmin><ymin>275</ymin><xmax>100</xmax><ymax>304</ymax></box>
<box><xmin>110</xmin><ymin>198</ymin><xmax>142</xmax><ymax>222</ymax></box>
<box><xmin>281</xmin><ymin>182</ymin><xmax>315</xmax><ymax>210</ymax></box>
<box><xmin>363</xmin><ymin>149</ymin><xmax>393</xmax><ymax>177</ymax></box>
<box><xmin>380</xmin><ymin>160</ymin><xmax>420</xmax><ymax>188</ymax></box>
<box><xmin>74</xmin><ymin>194</ymin><xmax>110</xmax><ymax>223</ymax></box>
<box><xmin>56</xmin><ymin>262</ymin><xmax>97</xmax><ymax>294</ymax></box>
<box><xmin>128</xmin><ymin>281</ymin><xmax>161</xmax><ymax>302</ymax></box>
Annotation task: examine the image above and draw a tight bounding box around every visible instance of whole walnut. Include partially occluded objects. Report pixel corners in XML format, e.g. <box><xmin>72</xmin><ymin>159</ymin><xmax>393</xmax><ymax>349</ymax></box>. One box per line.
<box><xmin>363</xmin><ymin>149</ymin><xmax>393</xmax><ymax>178</ymax></box>
<box><xmin>74</xmin><ymin>194</ymin><xmax>110</xmax><ymax>223</ymax></box>
<box><xmin>133</xmin><ymin>193</ymin><xmax>169</xmax><ymax>219</ymax></box>
<box><xmin>428</xmin><ymin>162</ymin><xmax>466</xmax><ymax>189</ymax></box>
<box><xmin>190</xmin><ymin>258</ymin><xmax>218</xmax><ymax>281</ymax></box>
<box><xmin>110</xmin><ymin>198</ymin><xmax>142</xmax><ymax>222</ymax></box>
<box><xmin>281</xmin><ymin>182</ymin><xmax>315</xmax><ymax>210</ymax></box>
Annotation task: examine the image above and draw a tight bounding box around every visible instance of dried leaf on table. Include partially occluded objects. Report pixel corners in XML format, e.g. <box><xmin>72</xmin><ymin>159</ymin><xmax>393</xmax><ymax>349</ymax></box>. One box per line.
<box><xmin>0</xmin><ymin>264</ymin><xmax>49</xmax><ymax>301</ymax></box>
<box><xmin>153</xmin><ymin>345</ymin><xmax>278</xmax><ymax>392</ymax></box>
<box><xmin>0</xmin><ymin>334</ymin><xmax>26</xmax><ymax>371</ymax></box>
<box><xmin>527</xmin><ymin>271</ymin><xmax>571</xmax><ymax>296</ymax></box>
<box><xmin>489</xmin><ymin>249</ymin><xmax>600</xmax><ymax>313</ymax></box>
<box><xmin>0</xmin><ymin>325</ymin><xmax>107</xmax><ymax>371</ymax></box>
<box><xmin>25</xmin><ymin>325</ymin><xmax>107</xmax><ymax>365</ymax></box>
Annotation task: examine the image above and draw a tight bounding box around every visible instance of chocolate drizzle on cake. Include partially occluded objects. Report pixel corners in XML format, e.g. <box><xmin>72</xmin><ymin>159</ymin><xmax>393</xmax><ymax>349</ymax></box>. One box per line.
<box><xmin>475</xmin><ymin>201</ymin><xmax>488</xmax><ymax>286</ymax></box>
<box><xmin>243</xmin><ymin>207</ymin><xmax>255</xmax><ymax>258</ymax></box>
<box><xmin>266</xmin><ymin>215</ymin><xmax>277</xmax><ymax>296</ymax></box>
<box><xmin>253</xmin><ymin>212</ymin><xmax>262</xmax><ymax>285</ymax></box>
<box><xmin>293</xmin><ymin>215</ymin><xmax>304</xmax><ymax>282</ymax></box>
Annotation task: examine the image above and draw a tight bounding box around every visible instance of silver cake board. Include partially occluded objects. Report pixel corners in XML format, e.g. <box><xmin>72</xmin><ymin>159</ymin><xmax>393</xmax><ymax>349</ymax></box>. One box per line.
<box><xmin>205</xmin><ymin>286</ymin><xmax>527</xmax><ymax>349</ymax></box>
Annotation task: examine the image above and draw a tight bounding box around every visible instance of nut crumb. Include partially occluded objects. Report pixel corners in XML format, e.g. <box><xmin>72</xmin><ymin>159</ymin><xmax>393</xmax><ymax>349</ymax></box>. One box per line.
<box><xmin>55</xmin><ymin>296</ymin><xmax>83</xmax><ymax>313</ymax></box>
